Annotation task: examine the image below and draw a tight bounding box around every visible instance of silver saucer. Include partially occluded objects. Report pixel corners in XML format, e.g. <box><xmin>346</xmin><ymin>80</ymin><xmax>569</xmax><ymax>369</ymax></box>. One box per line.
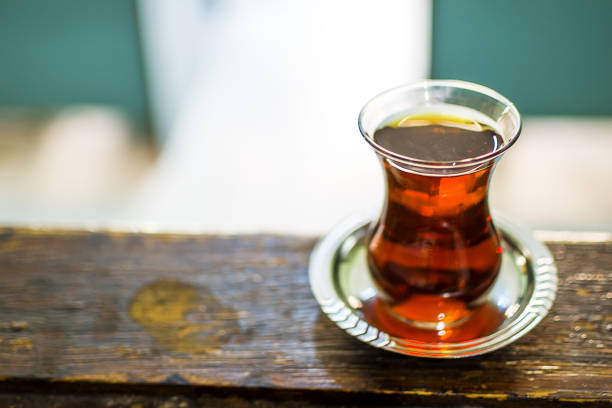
<box><xmin>309</xmin><ymin>215</ymin><xmax>557</xmax><ymax>358</ymax></box>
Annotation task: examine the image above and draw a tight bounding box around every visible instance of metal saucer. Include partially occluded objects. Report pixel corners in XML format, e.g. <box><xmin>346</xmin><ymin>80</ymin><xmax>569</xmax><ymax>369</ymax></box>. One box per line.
<box><xmin>309</xmin><ymin>215</ymin><xmax>557</xmax><ymax>358</ymax></box>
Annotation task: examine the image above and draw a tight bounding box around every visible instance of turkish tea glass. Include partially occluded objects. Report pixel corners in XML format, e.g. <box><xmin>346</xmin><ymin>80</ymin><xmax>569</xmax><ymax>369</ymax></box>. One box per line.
<box><xmin>358</xmin><ymin>80</ymin><xmax>521</xmax><ymax>329</ymax></box>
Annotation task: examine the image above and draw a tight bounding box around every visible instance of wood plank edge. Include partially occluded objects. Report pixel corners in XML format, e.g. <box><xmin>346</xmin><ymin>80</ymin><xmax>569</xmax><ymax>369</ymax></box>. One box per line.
<box><xmin>534</xmin><ymin>230</ymin><xmax>612</xmax><ymax>243</ymax></box>
<box><xmin>1</xmin><ymin>224</ymin><xmax>611</xmax><ymax>244</ymax></box>
<box><xmin>0</xmin><ymin>379</ymin><xmax>607</xmax><ymax>407</ymax></box>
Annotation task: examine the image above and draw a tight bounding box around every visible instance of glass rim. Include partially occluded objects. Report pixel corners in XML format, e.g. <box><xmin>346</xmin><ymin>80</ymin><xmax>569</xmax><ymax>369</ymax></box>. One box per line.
<box><xmin>358</xmin><ymin>80</ymin><xmax>522</xmax><ymax>170</ymax></box>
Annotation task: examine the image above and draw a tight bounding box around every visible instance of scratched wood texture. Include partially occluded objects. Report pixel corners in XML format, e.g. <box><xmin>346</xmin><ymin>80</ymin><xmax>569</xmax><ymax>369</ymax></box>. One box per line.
<box><xmin>0</xmin><ymin>227</ymin><xmax>609</xmax><ymax>408</ymax></box>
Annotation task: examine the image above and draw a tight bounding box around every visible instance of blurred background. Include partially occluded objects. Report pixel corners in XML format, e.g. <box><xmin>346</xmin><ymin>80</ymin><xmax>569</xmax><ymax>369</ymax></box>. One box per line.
<box><xmin>0</xmin><ymin>0</ymin><xmax>610</xmax><ymax>234</ymax></box>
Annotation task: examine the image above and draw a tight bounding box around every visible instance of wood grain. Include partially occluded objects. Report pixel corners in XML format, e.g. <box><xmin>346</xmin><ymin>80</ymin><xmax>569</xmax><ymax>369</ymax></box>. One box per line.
<box><xmin>0</xmin><ymin>227</ymin><xmax>609</xmax><ymax>407</ymax></box>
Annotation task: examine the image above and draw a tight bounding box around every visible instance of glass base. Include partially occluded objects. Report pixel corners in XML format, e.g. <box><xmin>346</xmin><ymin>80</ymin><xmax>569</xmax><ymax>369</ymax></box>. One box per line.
<box><xmin>380</xmin><ymin>295</ymin><xmax>479</xmax><ymax>331</ymax></box>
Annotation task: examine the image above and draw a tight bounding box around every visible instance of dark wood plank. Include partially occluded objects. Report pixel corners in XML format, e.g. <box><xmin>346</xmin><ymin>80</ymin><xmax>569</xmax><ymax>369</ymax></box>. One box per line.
<box><xmin>0</xmin><ymin>227</ymin><xmax>609</xmax><ymax>407</ymax></box>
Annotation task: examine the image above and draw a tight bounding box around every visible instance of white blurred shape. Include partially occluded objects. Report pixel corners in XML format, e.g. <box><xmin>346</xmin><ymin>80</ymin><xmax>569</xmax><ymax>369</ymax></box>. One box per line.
<box><xmin>491</xmin><ymin>117</ymin><xmax>612</xmax><ymax>232</ymax></box>
<box><xmin>129</xmin><ymin>0</ymin><xmax>432</xmax><ymax>233</ymax></box>
<box><xmin>137</xmin><ymin>0</ymin><xmax>202</xmax><ymax>143</ymax></box>
<box><xmin>30</xmin><ymin>108</ymin><xmax>136</xmax><ymax>205</ymax></box>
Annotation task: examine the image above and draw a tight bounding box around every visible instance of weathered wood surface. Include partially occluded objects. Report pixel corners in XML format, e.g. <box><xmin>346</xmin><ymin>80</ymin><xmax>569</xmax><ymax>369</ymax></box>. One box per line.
<box><xmin>0</xmin><ymin>227</ymin><xmax>609</xmax><ymax>407</ymax></box>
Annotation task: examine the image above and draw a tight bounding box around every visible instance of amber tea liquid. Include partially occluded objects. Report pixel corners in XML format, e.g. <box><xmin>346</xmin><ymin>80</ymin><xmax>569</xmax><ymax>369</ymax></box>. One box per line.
<box><xmin>367</xmin><ymin>113</ymin><xmax>504</xmax><ymax>328</ymax></box>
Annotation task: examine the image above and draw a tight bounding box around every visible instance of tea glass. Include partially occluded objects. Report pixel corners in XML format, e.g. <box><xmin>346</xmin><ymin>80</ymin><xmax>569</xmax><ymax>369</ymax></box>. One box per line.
<box><xmin>358</xmin><ymin>80</ymin><xmax>521</xmax><ymax>329</ymax></box>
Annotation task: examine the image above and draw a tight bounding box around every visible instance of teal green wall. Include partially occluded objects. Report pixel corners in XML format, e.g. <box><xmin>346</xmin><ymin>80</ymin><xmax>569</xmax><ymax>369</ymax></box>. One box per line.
<box><xmin>432</xmin><ymin>0</ymin><xmax>612</xmax><ymax>116</ymax></box>
<box><xmin>0</xmin><ymin>0</ymin><xmax>149</xmax><ymax>130</ymax></box>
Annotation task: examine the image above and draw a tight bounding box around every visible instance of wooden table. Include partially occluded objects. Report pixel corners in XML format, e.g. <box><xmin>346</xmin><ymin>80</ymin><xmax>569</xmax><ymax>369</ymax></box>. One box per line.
<box><xmin>0</xmin><ymin>228</ymin><xmax>609</xmax><ymax>407</ymax></box>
